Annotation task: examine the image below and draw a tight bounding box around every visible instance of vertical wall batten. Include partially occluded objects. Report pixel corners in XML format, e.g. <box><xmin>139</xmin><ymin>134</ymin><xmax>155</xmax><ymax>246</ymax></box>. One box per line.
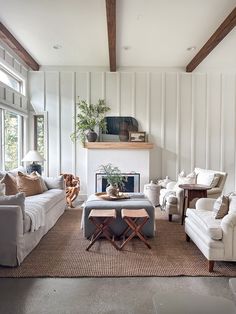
<box><xmin>205</xmin><ymin>74</ymin><xmax>210</xmax><ymax>169</ymax></box>
<box><xmin>132</xmin><ymin>73</ymin><xmax>136</xmax><ymax>116</ymax></box>
<box><xmin>161</xmin><ymin>72</ymin><xmax>165</xmax><ymax>178</ymax></box>
<box><xmin>73</xmin><ymin>71</ymin><xmax>76</xmax><ymax>175</ymax></box>
<box><xmin>220</xmin><ymin>73</ymin><xmax>224</xmax><ymax>172</ymax></box>
<box><xmin>176</xmin><ymin>73</ymin><xmax>180</xmax><ymax>177</ymax></box>
<box><xmin>58</xmin><ymin>72</ymin><xmax>62</xmax><ymax>174</ymax></box>
<box><xmin>190</xmin><ymin>75</ymin><xmax>195</xmax><ymax>170</ymax></box>
<box><xmin>146</xmin><ymin>72</ymin><xmax>151</xmax><ymax>135</ymax></box>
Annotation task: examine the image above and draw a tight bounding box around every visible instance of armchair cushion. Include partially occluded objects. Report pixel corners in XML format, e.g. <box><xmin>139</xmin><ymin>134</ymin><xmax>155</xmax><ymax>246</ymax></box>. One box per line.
<box><xmin>186</xmin><ymin>208</ymin><xmax>223</xmax><ymax>240</ymax></box>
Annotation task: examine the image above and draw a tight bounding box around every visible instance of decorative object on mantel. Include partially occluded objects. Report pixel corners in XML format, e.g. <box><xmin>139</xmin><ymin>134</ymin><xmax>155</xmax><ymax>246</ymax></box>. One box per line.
<box><xmin>129</xmin><ymin>131</ymin><xmax>146</xmax><ymax>142</ymax></box>
<box><xmin>22</xmin><ymin>150</ymin><xmax>45</xmax><ymax>175</ymax></box>
<box><xmin>95</xmin><ymin>192</ymin><xmax>130</xmax><ymax>201</ymax></box>
<box><xmin>70</xmin><ymin>98</ymin><xmax>110</xmax><ymax>143</ymax></box>
<box><xmin>98</xmin><ymin>163</ymin><xmax>127</xmax><ymax>197</ymax></box>
<box><xmin>102</xmin><ymin>116</ymin><xmax>138</xmax><ymax>142</ymax></box>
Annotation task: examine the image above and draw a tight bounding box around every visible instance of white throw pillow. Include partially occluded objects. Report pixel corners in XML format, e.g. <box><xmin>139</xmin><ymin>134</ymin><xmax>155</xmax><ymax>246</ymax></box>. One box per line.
<box><xmin>176</xmin><ymin>171</ymin><xmax>196</xmax><ymax>186</ymax></box>
<box><xmin>196</xmin><ymin>172</ymin><xmax>214</xmax><ymax>186</ymax></box>
<box><xmin>43</xmin><ymin>175</ymin><xmax>65</xmax><ymax>190</ymax></box>
<box><xmin>0</xmin><ymin>192</ymin><xmax>25</xmax><ymax>218</ymax></box>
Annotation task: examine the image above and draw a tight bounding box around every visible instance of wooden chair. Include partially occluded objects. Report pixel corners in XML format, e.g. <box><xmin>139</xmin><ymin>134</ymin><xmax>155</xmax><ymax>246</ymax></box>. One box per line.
<box><xmin>61</xmin><ymin>173</ymin><xmax>80</xmax><ymax>208</ymax></box>
<box><xmin>120</xmin><ymin>208</ymin><xmax>151</xmax><ymax>249</ymax></box>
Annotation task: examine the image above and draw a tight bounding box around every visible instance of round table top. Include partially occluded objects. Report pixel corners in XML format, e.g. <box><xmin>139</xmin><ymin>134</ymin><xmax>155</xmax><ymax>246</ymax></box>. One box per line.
<box><xmin>178</xmin><ymin>184</ymin><xmax>211</xmax><ymax>191</ymax></box>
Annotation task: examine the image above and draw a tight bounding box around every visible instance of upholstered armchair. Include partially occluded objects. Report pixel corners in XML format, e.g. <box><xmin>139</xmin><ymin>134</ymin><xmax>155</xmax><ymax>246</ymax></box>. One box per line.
<box><xmin>185</xmin><ymin>196</ymin><xmax>236</xmax><ymax>272</ymax></box>
<box><xmin>159</xmin><ymin>168</ymin><xmax>227</xmax><ymax>222</ymax></box>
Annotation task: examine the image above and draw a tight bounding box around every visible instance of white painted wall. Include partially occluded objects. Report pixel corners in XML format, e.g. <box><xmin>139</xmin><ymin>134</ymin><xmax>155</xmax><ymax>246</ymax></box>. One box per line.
<box><xmin>29</xmin><ymin>70</ymin><xmax>236</xmax><ymax>197</ymax></box>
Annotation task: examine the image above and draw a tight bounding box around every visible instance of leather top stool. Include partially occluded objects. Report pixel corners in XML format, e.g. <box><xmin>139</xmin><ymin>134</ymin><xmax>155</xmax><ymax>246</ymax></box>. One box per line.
<box><xmin>120</xmin><ymin>208</ymin><xmax>151</xmax><ymax>249</ymax></box>
<box><xmin>86</xmin><ymin>209</ymin><xmax>119</xmax><ymax>251</ymax></box>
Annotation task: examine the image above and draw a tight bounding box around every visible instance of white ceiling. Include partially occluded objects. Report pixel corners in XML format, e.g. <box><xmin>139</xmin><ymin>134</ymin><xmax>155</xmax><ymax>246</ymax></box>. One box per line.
<box><xmin>0</xmin><ymin>0</ymin><xmax>235</xmax><ymax>69</ymax></box>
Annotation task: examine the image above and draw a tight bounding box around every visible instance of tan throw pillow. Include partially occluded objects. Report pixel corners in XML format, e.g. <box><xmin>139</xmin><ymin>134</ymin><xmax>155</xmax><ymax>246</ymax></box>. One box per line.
<box><xmin>30</xmin><ymin>172</ymin><xmax>48</xmax><ymax>192</ymax></box>
<box><xmin>1</xmin><ymin>173</ymin><xmax>18</xmax><ymax>195</ymax></box>
<box><xmin>16</xmin><ymin>172</ymin><xmax>43</xmax><ymax>196</ymax></box>
<box><xmin>213</xmin><ymin>195</ymin><xmax>229</xmax><ymax>219</ymax></box>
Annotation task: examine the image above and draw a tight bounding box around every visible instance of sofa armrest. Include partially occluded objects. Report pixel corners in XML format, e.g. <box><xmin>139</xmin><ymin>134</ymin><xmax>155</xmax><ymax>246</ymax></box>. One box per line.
<box><xmin>0</xmin><ymin>205</ymin><xmax>23</xmax><ymax>266</ymax></box>
<box><xmin>166</xmin><ymin>181</ymin><xmax>177</xmax><ymax>190</ymax></box>
<box><xmin>221</xmin><ymin>213</ymin><xmax>236</xmax><ymax>258</ymax></box>
<box><xmin>43</xmin><ymin>175</ymin><xmax>65</xmax><ymax>190</ymax></box>
<box><xmin>195</xmin><ymin>198</ymin><xmax>215</xmax><ymax>211</ymax></box>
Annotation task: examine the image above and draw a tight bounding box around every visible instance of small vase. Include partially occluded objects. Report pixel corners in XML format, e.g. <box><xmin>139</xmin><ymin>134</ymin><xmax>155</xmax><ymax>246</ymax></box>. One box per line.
<box><xmin>106</xmin><ymin>185</ymin><xmax>119</xmax><ymax>197</ymax></box>
<box><xmin>86</xmin><ymin>130</ymin><xmax>97</xmax><ymax>142</ymax></box>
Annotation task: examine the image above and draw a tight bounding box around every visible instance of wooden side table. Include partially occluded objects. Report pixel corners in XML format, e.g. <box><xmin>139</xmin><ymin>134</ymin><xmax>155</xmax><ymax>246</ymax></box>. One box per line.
<box><xmin>179</xmin><ymin>184</ymin><xmax>211</xmax><ymax>225</ymax></box>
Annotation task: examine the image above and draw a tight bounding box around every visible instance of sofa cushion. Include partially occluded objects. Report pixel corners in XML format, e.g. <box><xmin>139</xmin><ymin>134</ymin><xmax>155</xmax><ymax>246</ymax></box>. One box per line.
<box><xmin>1</xmin><ymin>173</ymin><xmax>18</xmax><ymax>195</ymax></box>
<box><xmin>186</xmin><ymin>208</ymin><xmax>223</xmax><ymax>240</ymax></box>
<box><xmin>213</xmin><ymin>195</ymin><xmax>229</xmax><ymax>219</ymax></box>
<box><xmin>176</xmin><ymin>171</ymin><xmax>196</xmax><ymax>186</ymax></box>
<box><xmin>25</xmin><ymin>189</ymin><xmax>65</xmax><ymax>215</ymax></box>
<box><xmin>17</xmin><ymin>172</ymin><xmax>43</xmax><ymax>196</ymax></box>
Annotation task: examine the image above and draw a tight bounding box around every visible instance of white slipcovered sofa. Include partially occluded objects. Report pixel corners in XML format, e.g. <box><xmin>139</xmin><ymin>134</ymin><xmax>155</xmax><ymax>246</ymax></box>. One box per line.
<box><xmin>159</xmin><ymin>168</ymin><xmax>227</xmax><ymax>222</ymax></box>
<box><xmin>185</xmin><ymin>196</ymin><xmax>236</xmax><ymax>272</ymax></box>
<box><xmin>0</xmin><ymin>176</ymin><xmax>66</xmax><ymax>266</ymax></box>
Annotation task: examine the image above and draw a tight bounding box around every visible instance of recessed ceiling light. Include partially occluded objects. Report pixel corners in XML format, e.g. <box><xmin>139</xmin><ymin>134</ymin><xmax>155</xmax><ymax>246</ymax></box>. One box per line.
<box><xmin>53</xmin><ymin>44</ymin><xmax>62</xmax><ymax>50</ymax></box>
<box><xmin>187</xmin><ymin>46</ymin><xmax>196</xmax><ymax>51</ymax></box>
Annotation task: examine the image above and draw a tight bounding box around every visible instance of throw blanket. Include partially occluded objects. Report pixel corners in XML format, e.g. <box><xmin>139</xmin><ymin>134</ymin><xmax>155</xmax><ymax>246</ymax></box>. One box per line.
<box><xmin>161</xmin><ymin>190</ymin><xmax>176</xmax><ymax>211</ymax></box>
<box><xmin>25</xmin><ymin>204</ymin><xmax>45</xmax><ymax>232</ymax></box>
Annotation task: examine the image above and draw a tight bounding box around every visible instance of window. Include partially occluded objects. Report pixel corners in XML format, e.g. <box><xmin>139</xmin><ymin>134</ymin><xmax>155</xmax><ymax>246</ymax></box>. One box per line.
<box><xmin>0</xmin><ymin>109</ymin><xmax>23</xmax><ymax>171</ymax></box>
<box><xmin>0</xmin><ymin>68</ymin><xmax>22</xmax><ymax>93</ymax></box>
<box><xmin>34</xmin><ymin>115</ymin><xmax>45</xmax><ymax>157</ymax></box>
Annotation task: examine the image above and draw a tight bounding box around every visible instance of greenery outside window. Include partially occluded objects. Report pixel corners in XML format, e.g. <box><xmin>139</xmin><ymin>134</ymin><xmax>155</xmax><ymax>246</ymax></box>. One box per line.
<box><xmin>0</xmin><ymin>109</ymin><xmax>23</xmax><ymax>171</ymax></box>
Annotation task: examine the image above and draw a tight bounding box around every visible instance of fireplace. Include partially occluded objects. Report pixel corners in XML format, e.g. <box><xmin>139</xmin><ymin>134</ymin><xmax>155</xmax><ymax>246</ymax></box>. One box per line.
<box><xmin>96</xmin><ymin>173</ymin><xmax>140</xmax><ymax>193</ymax></box>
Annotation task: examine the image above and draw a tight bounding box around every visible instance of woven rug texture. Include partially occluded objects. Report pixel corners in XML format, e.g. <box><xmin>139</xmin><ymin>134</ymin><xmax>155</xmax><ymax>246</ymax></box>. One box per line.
<box><xmin>1</xmin><ymin>209</ymin><xmax>236</xmax><ymax>277</ymax></box>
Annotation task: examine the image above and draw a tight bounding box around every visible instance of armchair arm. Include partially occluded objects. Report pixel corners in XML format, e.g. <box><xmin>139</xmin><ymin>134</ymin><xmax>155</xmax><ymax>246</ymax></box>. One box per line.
<box><xmin>195</xmin><ymin>198</ymin><xmax>215</xmax><ymax>211</ymax></box>
<box><xmin>0</xmin><ymin>205</ymin><xmax>23</xmax><ymax>266</ymax></box>
<box><xmin>207</xmin><ymin>187</ymin><xmax>222</xmax><ymax>198</ymax></box>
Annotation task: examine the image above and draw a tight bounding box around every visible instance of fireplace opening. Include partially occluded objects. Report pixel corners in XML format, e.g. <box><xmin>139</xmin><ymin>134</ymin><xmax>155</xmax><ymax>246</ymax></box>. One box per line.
<box><xmin>95</xmin><ymin>173</ymin><xmax>140</xmax><ymax>193</ymax></box>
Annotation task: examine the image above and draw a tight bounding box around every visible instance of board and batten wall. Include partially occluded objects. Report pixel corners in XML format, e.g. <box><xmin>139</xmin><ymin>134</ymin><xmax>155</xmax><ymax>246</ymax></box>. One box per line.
<box><xmin>28</xmin><ymin>70</ymin><xmax>236</xmax><ymax>197</ymax></box>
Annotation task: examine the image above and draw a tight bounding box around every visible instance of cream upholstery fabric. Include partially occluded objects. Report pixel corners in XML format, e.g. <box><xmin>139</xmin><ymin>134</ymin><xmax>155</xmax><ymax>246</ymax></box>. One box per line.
<box><xmin>185</xmin><ymin>197</ymin><xmax>236</xmax><ymax>268</ymax></box>
<box><xmin>186</xmin><ymin>208</ymin><xmax>223</xmax><ymax>240</ymax></box>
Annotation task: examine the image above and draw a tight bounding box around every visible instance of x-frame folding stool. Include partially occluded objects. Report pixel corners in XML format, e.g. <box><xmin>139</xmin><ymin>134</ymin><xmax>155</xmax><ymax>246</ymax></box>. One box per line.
<box><xmin>120</xmin><ymin>208</ymin><xmax>151</xmax><ymax>249</ymax></box>
<box><xmin>86</xmin><ymin>209</ymin><xmax>119</xmax><ymax>251</ymax></box>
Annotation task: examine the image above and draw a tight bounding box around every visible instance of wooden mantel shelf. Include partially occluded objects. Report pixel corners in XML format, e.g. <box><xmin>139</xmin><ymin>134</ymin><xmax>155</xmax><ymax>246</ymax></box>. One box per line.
<box><xmin>84</xmin><ymin>142</ymin><xmax>154</xmax><ymax>149</ymax></box>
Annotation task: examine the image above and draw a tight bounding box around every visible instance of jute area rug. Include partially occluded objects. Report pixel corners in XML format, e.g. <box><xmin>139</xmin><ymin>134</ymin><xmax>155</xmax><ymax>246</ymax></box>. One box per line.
<box><xmin>1</xmin><ymin>209</ymin><xmax>236</xmax><ymax>277</ymax></box>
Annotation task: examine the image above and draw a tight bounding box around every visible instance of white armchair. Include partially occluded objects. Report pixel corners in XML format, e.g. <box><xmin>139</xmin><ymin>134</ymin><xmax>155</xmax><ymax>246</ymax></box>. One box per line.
<box><xmin>159</xmin><ymin>168</ymin><xmax>227</xmax><ymax>222</ymax></box>
<box><xmin>185</xmin><ymin>196</ymin><xmax>236</xmax><ymax>272</ymax></box>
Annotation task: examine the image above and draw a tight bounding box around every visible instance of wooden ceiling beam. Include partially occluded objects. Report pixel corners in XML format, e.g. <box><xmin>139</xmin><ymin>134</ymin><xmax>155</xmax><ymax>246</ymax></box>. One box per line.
<box><xmin>186</xmin><ymin>7</ymin><xmax>236</xmax><ymax>72</ymax></box>
<box><xmin>0</xmin><ymin>22</ymin><xmax>40</xmax><ymax>71</ymax></box>
<box><xmin>105</xmin><ymin>0</ymin><xmax>116</xmax><ymax>72</ymax></box>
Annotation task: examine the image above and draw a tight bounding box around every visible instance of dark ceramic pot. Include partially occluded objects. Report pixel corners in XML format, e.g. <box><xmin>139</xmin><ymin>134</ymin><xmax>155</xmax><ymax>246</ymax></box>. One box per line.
<box><xmin>86</xmin><ymin>130</ymin><xmax>97</xmax><ymax>142</ymax></box>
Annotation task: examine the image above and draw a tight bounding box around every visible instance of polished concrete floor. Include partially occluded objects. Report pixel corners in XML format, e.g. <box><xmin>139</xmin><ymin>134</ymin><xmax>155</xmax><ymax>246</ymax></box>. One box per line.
<box><xmin>0</xmin><ymin>277</ymin><xmax>235</xmax><ymax>314</ymax></box>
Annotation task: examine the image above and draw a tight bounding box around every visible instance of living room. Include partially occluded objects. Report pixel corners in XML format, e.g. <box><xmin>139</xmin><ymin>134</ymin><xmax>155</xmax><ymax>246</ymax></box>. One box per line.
<box><xmin>0</xmin><ymin>0</ymin><xmax>236</xmax><ymax>313</ymax></box>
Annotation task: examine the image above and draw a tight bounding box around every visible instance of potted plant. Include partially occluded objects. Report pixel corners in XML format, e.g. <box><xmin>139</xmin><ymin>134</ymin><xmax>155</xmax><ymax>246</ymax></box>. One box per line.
<box><xmin>98</xmin><ymin>163</ymin><xmax>126</xmax><ymax>197</ymax></box>
<box><xmin>71</xmin><ymin>98</ymin><xmax>110</xmax><ymax>143</ymax></box>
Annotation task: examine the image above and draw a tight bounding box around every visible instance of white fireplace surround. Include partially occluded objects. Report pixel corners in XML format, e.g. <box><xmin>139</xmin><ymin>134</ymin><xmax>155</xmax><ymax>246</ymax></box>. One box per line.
<box><xmin>86</xmin><ymin>148</ymin><xmax>151</xmax><ymax>197</ymax></box>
